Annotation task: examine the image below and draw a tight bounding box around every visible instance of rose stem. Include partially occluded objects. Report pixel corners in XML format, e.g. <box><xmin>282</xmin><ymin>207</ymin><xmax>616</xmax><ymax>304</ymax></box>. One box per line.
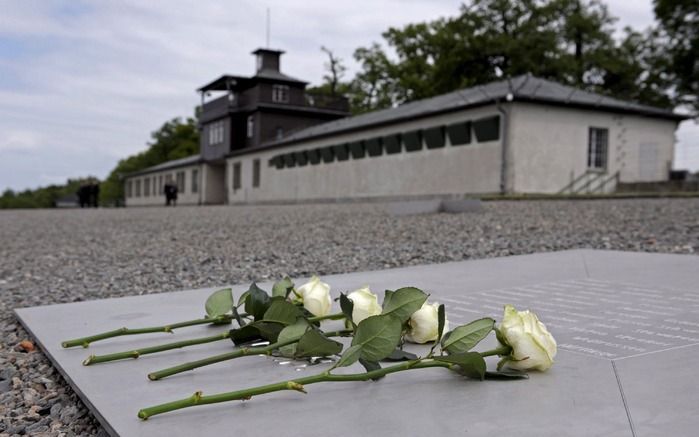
<box><xmin>82</xmin><ymin>331</ymin><xmax>233</xmax><ymax>365</ymax></box>
<box><xmin>61</xmin><ymin>315</ymin><xmax>235</xmax><ymax>348</ymax></box>
<box><xmin>138</xmin><ymin>348</ymin><xmax>505</xmax><ymax>421</ymax></box>
<box><xmin>81</xmin><ymin>313</ymin><xmax>348</xmax><ymax>365</ymax></box>
<box><xmin>147</xmin><ymin>329</ymin><xmax>354</xmax><ymax>381</ymax></box>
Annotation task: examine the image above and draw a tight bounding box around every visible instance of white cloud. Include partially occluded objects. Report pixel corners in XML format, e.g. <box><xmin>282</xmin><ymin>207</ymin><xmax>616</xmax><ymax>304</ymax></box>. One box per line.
<box><xmin>0</xmin><ymin>0</ymin><xmax>696</xmax><ymax>191</ymax></box>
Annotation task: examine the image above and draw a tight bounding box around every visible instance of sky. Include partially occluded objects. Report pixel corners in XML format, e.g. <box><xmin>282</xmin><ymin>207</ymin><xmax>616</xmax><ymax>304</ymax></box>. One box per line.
<box><xmin>1</xmin><ymin>0</ymin><xmax>697</xmax><ymax>192</ymax></box>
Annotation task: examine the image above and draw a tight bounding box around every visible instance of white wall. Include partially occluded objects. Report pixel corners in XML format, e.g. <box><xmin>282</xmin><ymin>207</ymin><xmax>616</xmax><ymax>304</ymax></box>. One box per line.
<box><xmin>124</xmin><ymin>165</ymin><xmax>202</xmax><ymax>206</ymax></box>
<box><xmin>226</xmin><ymin>105</ymin><xmax>504</xmax><ymax>204</ymax></box>
<box><xmin>509</xmin><ymin>102</ymin><xmax>678</xmax><ymax>194</ymax></box>
<box><xmin>202</xmin><ymin>163</ymin><xmax>226</xmax><ymax>204</ymax></box>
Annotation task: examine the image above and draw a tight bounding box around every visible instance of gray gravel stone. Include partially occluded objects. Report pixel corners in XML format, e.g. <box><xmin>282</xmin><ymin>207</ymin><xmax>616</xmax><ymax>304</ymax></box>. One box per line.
<box><xmin>1</xmin><ymin>199</ymin><xmax>698</xmax><ymax>436</ymax></box>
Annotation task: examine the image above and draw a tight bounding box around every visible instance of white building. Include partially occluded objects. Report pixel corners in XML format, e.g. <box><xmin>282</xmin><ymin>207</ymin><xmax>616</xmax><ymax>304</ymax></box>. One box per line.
<box><xmin>124</xmin><ymin>50</ymin><xmax>688</xmax><ymax>207</ymax></box>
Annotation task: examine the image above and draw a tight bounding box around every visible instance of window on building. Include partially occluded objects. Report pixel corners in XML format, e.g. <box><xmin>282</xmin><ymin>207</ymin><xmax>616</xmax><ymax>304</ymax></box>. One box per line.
<box><xmin>192</xmin><ymin>169</ymin><xmax>199</xmax><ymax>193</ymax></box>
<box><xmin>232</xmin><ymin>162</ymin><xmax>242</xmax><ymax>191</ymax></box>
<box><xmin>272</xmin><ymin>84</ymin><xmax>290</xmax><ymax>103</ymax></box>
<box><xmin>208</xmin><ymin>122</ymin><xmax>224</xmax><ymax>145</ymax></box>
<box><xmin>247</xmin><ymin>116</ymin><xmax>254</xmax><ymax>138</ymax></box>
<box><xmin>276</xmin><ymin>127</ymin><xmax>284</xmax><ymax>140</ymax></box>
<box><xmin>252</xmin><ymin>159</ymin><xmax>260</xmax><ymax>188</ymax></box>
<box><xmin>144</xmin><ymin>177</ymin><xmax>150</xmax><ymax>197</ymax></box>
<box><xmin>126</xmin><ymin>180</ymin><xmax>133</xmax><ymax>198</ymax></box>
<box><xmin>158</xmin><ymin>175</ymin><xmax>163</xmax><ymax>195</ymax></box>
<box><xmin>588</xmin><ymin>127</ymin><xmax>608</xmax><ymax>170</ymax></box>
<box><xmin>135</xmin><ymin>179</ymin><xmax>141</xmax><ymax>197</ymax></box>
<box><xmin>176</xmin><ymin>171</ymin><xmax>186</xmax><ymax>193</ymax></box>
<box><xmin>473</xmin><ymin>116</ymin><xmax>500</xmax><ymax>142</ymax></box>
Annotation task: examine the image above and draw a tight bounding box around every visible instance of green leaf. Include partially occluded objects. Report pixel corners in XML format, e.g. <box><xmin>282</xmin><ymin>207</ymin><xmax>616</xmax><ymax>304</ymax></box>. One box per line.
<box><xmin>382</xmin><ymin>289</ymin><xmax>394</xmax><ymax>307</ymax></box>
<box><xmin>244</xmin><ymin>283</ymin><xmax>271</xmax><ymax>321</ymax></box>
<box><xmin>434</xmin><ymin>352</ymin><xmax>486</xmax><ymax>380</ymax></box>
<box><xmin>229</xmin><ymin>321</ymin><xmax>284</xmax><ymax>345</ymax></box>
<box><xmin>295</xmin><ymin>329</ymin><xmax>343</xmax><ymax>358</ymax></box>
<box><xmin>381</xmin><ymin>287</ymin><xmax>428</xmax><ymax>323</ymax></box>
<box><xmin>385</xmin><ymin>349</ymin><xmax>418</xmax><ymax>361</ymax></box>
<box><xmin>237</xmin><ymin>290</ymin><xmax>250</xmax><ymax>308</ymax></box>
<box><xmin>436</xmin><ymin>304</ymin><xmax>446</xmax><ymax>342</ymax></box>
<box><xmin>263</xmin><ymin>299</ymin><xmax>301</xmax><ymax>325</ymax></box>
<box><xmin>205</xmin><ymin>288</ymin><xmax>234</xmax><ymax>318</ymax></box>
<box><xmin>351</xmin><ymin>314</ymin><xmax>403</xmax><ymax>362</ymax></box>
<box><xmin>272</xmin><ymin>277</ymin><xmax>294</xmax><ymax>298</ymax></box>
<box><xmin>255</xmin><ymin>322</ymin><xmax>284</xmax><ymax>343</ymax></box>
<box><xmin>339</xmin><ymin>293</ymin><xmax>354</xmax><ymax>323</ymax></box>
<box><xmin>485</xmin><ymin>370</ymin><xmax>529</xmax><ymax>380</ymax></box>
<box><xmin>359</xmin><ymin>358</ymin><xmax>383</xmax><ymax>380</ymax></box>
<box><xmin>229</xmin><ymin>324</ymin><xmax>265</xmax><ymax>345</ymax></box>
<box><xmin>335</xmin><ymin>344</ymin><xmax>363</xmax><ymax>368</ymax></box>
<box><xmin>277</xmin><ymin>319</ymin><xmax>310</xmax><ymax>358</ymax></box>
<box><xmin>441</xmin><ymin>318</ymin><xmax>495</xmax><ymax>354</ymax></box>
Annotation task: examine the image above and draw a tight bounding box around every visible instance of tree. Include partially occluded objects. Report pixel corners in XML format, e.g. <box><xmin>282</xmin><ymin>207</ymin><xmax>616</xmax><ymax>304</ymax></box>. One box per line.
<box><xmin>320</xmin><ymin>46</ymin><xmax>347</xmax><ymax>96</ymax></box>
<box><xmin>100</xmin><ymin>117</ymin><xmax>199</xmax><ymax>205</ymax></box>
<box><xmin>342</xmin><ymin>0</ymin><xmax>675</xmax><ymax>112</ymax></box>
<box><xmin>653</xmin><ymin>0</ymin><xmax>699</xmax><ymax>114</ymax></box>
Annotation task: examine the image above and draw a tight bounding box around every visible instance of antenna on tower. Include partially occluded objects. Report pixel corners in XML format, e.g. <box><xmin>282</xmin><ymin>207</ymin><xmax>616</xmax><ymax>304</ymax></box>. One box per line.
<box><xmin>266</xmin><ymin>8</ymin><xmax>270</xmax><ymax>48</ymax></box>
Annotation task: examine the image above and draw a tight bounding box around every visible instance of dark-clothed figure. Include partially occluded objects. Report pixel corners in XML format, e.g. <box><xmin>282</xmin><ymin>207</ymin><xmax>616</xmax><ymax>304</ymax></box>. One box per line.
<box><xmin>77</xmin><ymin>184</ymin><xmax>89</xmax><ymax>208</ymax></box>
<box><xmin>164</xmin><ymin>183</ymin><xmax>178</xmax><ymax>206</ymax></box>
<box><xmin>89</xmin><ymin>183</ymin><xmax>100</xmax><ymax>207</ymax></box>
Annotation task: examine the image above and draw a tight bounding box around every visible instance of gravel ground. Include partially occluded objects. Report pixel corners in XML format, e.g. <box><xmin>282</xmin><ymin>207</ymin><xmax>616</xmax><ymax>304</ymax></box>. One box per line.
<box><xmin>1</xmin><ymin>198</ymin><xmax>698</xmax><ymax>436</ymax></box>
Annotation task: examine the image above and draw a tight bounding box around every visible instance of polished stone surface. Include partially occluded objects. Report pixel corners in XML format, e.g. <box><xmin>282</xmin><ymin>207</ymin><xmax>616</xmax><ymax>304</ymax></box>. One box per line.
<box><xmin>15</xmin><ymin>250</ymin><xmax>699</xmax><ymax>436</ymax></box>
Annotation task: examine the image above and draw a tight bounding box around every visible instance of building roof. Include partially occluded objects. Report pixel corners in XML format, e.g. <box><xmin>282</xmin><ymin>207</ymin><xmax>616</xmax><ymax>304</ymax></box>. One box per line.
<box><xmin>198</xmin><ymin>70</ymin><xmax>306</xmax><ymax>92</ymax></box>
<box><xmin>126</xmin><ymin>155</ymin><xmax>202</xmax><ymax>178</ymax></box>
<box><xmin>234</xmin><ymin>74</ymin><xmax>688</xmax><ymax>154</ymax></box>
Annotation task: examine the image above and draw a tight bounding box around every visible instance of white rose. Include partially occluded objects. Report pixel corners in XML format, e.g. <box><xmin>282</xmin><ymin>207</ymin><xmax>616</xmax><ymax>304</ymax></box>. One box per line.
<box><xmin>498</xmin><ymin>304</ymin><xmax>557</xmax><ymax>371</ymax></box>
<box><xmin>296</xmin><ymin>276</ymin><xmax>332</xmax><ymax>317</ymax></box>
<box><xmin>405</xmin><ymin>302</ymin><xmax>449</xmax><ymax>344</ymax></box>
<box><xmin>347</xmin><ymin>286</ymin><xmax>382</xmax><ymax>324</ymax></box>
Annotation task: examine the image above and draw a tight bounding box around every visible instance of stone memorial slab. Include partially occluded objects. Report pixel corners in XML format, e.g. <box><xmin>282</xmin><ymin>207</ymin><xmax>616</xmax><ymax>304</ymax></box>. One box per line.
<box><xmin>14</xmin><ymin>250</ymin><xmax>699</xmax><ymax>437</ymax></box>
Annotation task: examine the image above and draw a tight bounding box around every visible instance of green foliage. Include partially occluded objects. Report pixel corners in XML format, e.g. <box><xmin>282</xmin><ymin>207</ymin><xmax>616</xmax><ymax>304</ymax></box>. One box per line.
<box><xmin>262</xmin><ymin>299</ymin><xmax>302</xmax><ymax>325</ymax></box>
<box><xmin>294</xmin><ymin>329</ymin><xmax>343</xmax><ymax>358</ymax></box>
<box><xmin>0</xmin><ymin>177</ymin><xmax>98</xmax><ymax>209</ymax></box>
<box><xmin>313</xmin><ymin>0</ymin><xmax>683</xmax><ymax>114</ymax></box>
<box><xmin>229</xmin><ymin>321</ymin><xmax>284</xmax><ymax>345</ymax></box>
<box><xmin>339</xmin><ymin>293</ymin><xmax>355</xmax><ymax>326</ymax></box>
<box><xmin>204</xmin><ymin>288</ymin><xmax>234</xmax><ymax>318</ymax></box>
<box><xmin>272</xmin><ymin>277</ymin><xmax>294</xmax><ymax>299</ymax></box>
<box><xmin>442</xmin><ymin>318</ymin><xmax>495</xmax><ymax>354</ymax></box>
<box><xmin>381</xmin><ymin>287</ymin><xmax>428</xmax><ymax>323</ymax></box>
<box><xmin>350</xmin><ymin>314</ymin><xmax>403</xmax><ymax>363</ymax></box>
<box><xmin>100</xmin><ymin>117</ymin><xmax>199</xmax><ymax>206</ymax></box>
<box><xmin>434</xmin><ymin>352</ymin><xmax>487</xmax><ymax>379</ymax></box>
<box><xmin>244</xmin><ymin>283</ymin><xmax>272</xmax><ymax>321</ymax></box>
<box><xmin>277</xmin><ymin>320</ymin><xmax>311</xmax><ymax>357</ymax></box>
<box><xmin>653</xmin><ymin>0</ymin><xmax>698</xmax><ymax>113</ymax></box>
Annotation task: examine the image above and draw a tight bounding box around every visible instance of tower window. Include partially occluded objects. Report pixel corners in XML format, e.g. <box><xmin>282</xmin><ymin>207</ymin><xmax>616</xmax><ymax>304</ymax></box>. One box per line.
<box><xmin>272</xmin><ymin>84</ymin><xmax>290</xmax><ymax>103</ymax></box>
<box><xmin>247</xmin><ymin>116</ymin><xmax>254</xmax><ymax>138</ymax></box>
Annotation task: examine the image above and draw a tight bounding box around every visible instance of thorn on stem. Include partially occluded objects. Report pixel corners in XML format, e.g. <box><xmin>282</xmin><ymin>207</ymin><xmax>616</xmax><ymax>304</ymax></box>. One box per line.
<box><xmin>287</xmin><ymin>381</ymin><xmax>307</xmax><ymax>394</ymax></box>
<box><xmin>192</xmin><ymin>391</ymin><xmax>203</xmax><ymax>403</ymax></box>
